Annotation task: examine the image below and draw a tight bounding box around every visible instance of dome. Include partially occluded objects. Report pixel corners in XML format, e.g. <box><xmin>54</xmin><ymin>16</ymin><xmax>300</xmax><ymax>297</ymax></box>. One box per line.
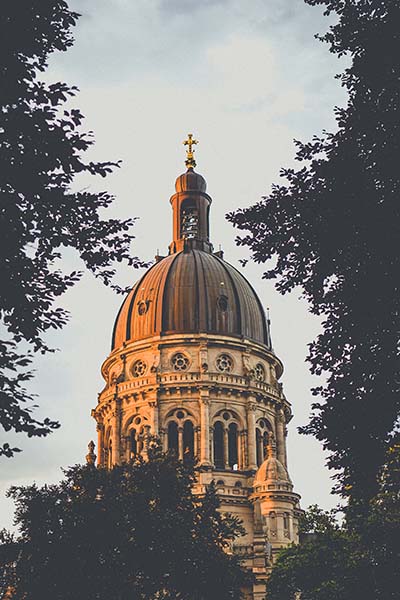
<box><xmin>111</xmin><ymin>249</ymin><xmax>271</xmax><ymax>350</ymax></box>
<box><xmin>253</xmin><ymin>456</ymin><xmax>291</xmax><ymax>487</ymax></box>
<box><xmin>175</xmin><ymin>168</ymin><xmax>207</xmax><ymax>193</ymax></box>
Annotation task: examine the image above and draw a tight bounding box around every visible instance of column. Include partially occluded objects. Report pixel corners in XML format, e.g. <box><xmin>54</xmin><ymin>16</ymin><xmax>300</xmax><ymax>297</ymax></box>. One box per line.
<box><xmin>178</xmin><ymin>426</ymin><xmax>184</xmax><ymax>461</ymax></box>
<box><xmin>246</xmin><ymin>401</ymin><xmax>257</xmax><ymax>470</ymax></box>
<box><xmin>242</xmin><ymin>430</ymin><xmax>248</xmax><ymax>468</ymax></box>
<box><xmin>257</xmin><ymin>433</ymin><xmax>264</xmax><ymax>466</ymax></box>
<box><xmin>194</xmin><ymin>426</ymin><xmax>200</xmax><ymax>459</ymax></box>
<box><xmin>238</xmin><ymin>431</ymin><xmax>244</xmax><ymax>471</ymax></box>
<box><xmin>112</xmin><ymin>397</ymin><xmax>122</xmax><ymax>466</ymax></box>
<box><xmin>142</xmin><ymin>424</ymin><xmax>151</xmax><ymax>460</ymax></box>
<box><xmin>275</xmin><ymin>409</ymin><xmax>286</xmax><ymax>467</ymax></box>
<box><xmin>96</xmin><ymin>422</ymin><xmax>104</xmax><ymax>467</ymax></box>
<box><xmin>209</xmin><ymin>425</ymin><xmax>214</xmax><ymax>465</ymax></box>
<box><xmin>149</xmin><ymin>399</ymin><xmax>159</xmax><ymax>436</ymax></box>
<box><xmin>160</xmin><ymin>427</ymin><xmax>167</xmax><ymax>452</ymax></box>
<box><xmin>199</xmin><ymin>392</ymin><xmax>211</xmax><ymax>466</ymax></box>
<box><xmin>125</xmin><ymin>435</ymin><xmax>131</xmax><ymax>462</ymax></box>
<box><xmin>224</xmin><ymin>428</ymin><xmax>229</xmax><ymax>469</ymax></box>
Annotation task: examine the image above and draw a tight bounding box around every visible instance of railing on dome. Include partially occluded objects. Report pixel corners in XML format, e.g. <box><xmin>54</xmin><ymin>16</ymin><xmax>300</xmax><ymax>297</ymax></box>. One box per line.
<box><xmin>104</xmin><ymin>371</ymin><xmax>282</xmax><ymax>400</ymax></box>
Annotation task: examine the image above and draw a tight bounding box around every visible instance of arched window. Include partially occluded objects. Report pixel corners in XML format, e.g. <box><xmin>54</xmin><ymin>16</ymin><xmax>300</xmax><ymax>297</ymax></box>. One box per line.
<box><xmin>130</xmin><ymin>429</ymin><xmax>137</xmax><ymax>458</ymax></box>
<box><xmin>283</xmin><ymin>514</ymin><xmax>290</xmax><ymax>531</ymax></box>
<box><xmin>167</xmin><ymin>421</ymin><xmax>179</xmax><ymax>454</ymax></box>
<box><xmin>228</xmin><ymin>423</ymin><xmax>238</xmax><ymax>469</ymax></box>
<box><xmin>263</xmin><ymin>431</ymin><xmax>269</xmax><ymax>460</ymax></box>
<box><xmin>256</xmin><ymin>428</ymin><xmax>262</xmax><ymax>467</ymax></box>
<box><xmin>213</xmin><ymin>421</ymin><xmax>224</xmax><ymax>469</ymax></box>
<box><xmin>180</xmin><ymin>202</ymin><xmax>199</xmax><ymax>238</ymax></box>
<box><xmin>183</xmin><ymin>420</ymin><xmax>194</xmax><ymax>461</ymax></box>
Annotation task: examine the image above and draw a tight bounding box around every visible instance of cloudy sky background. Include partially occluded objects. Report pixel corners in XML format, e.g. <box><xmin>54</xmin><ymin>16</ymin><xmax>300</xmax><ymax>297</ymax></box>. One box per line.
<box><xmin>1</xmin><ymin>0</ymin><xmax>349</xmax><ymax>528</ymax></box>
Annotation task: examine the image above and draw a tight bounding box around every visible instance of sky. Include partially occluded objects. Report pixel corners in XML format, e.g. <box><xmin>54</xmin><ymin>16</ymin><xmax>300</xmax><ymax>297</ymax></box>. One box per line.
<box><xmin>1</xmin><ymin>0</ymin><xmax>349</xmax><ymax>529</ymax></box>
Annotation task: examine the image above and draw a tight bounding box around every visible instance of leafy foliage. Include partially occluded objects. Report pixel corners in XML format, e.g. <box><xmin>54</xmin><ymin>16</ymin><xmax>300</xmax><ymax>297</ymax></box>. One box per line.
<box><xmin>266</xmin><ymin>508</ymin><xmax>367</xmax><ymax>600</ymax></box>
<box><xmin>0</xmin><ymin>446</ymin><xmax>249</xmax><ymax>600</ymax></box>
<box><xmin>228</xmin><ymin>0</ymin><xmax>400</xmax><ymax>509</ymax></box>
<box><xmin>267</xmin><ymin>442</ymin><xmax>400</xmax><ymax>600</ymax></box>
<box><xmin>0</xmin><ymin>1</ymin><xmax>144</xmax><ymax>455</ymax></box>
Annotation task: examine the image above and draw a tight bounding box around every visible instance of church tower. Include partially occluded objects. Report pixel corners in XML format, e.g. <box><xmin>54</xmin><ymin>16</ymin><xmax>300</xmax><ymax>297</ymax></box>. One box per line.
<box><xmin>91</xmin><ymin>136</ymin><xmax>301</xmax><ymax>599</ymax></box>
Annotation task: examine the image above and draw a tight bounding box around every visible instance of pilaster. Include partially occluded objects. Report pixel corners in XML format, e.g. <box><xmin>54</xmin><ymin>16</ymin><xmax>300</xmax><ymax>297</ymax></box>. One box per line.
<box><xmin>199</xmin><ymin>390</ymin><xmax>212</xmax><ymax>467</ymax></box>
<box><xmin>112</xmin><ymin>397</ymin><xmax>122</xmax><ymax>466</ymax></box>
<box><xmin>246</xmin><ymin>400</ymin><xmax>257</xmax><ymax>470</ymax></box>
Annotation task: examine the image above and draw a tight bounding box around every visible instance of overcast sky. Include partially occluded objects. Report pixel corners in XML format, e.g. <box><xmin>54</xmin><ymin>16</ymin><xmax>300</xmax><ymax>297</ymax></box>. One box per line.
<box><xmin>1</xmin><ymin>0</ymin><xmax>349</xmax><ymax>529</ymax></box>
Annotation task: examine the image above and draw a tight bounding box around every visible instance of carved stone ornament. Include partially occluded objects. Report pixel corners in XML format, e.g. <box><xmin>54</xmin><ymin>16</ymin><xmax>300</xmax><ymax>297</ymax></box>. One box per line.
<box><xmin>254</xmin><ymin>363</ymin><xmax>266</xmax><ymax>382</ymax></box>
<box><xmin>171</xmin><ymin>352</ymin><xmax>190</xmax><ymax>371</ymax></box>
<box><xmin>242</xmin><ymin>352</ymin><xmax>253</xmax><ymax>376</ymax></box>
<box><xmin>200</xmin><ymin>345</ymin><xmax>208</xmax><ymax>372</ymax></box>
<box><xmin>150</xmin><ymin>352</ymin><xmax>160</xmax><ymax>373</ymax></box>
<box><xmin>216</xmin><ymin>353</ymin><xmax>233</xmax><ymax>373</ymax></box>
<box><xmin>132</xmin><ymin>359</ymin><xmax>147</xmax><ymax>378</ymax></box>
<box><xmin>86</xmin><ymin>440</ymin><xmax>96</xmax><ymax>465</ymax></box>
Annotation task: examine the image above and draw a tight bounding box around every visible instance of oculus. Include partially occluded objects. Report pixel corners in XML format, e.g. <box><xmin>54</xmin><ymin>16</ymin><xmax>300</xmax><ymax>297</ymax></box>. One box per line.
<box><xmin>137</xmin><ymin>300</ymin><xmax>149</xmax><ymax>316</ymax></box>
<box><xmin>171</xmin><ymin>352</ymin><xmax>190</xmax><ymax>371</ymax></box>
<box><xmin>254</xmin><ymin>363</ymin><xmax>266</xmax><ymax>382</ymax></box>
<box><xmin>216</xmin><ymin>353</ymin><xmax>233</xmax><ymax>373</ymax></box>
<box><xmin>132</xmin><ymin>359</ymin><xmax>147</xmax><ymax>378</ymax></box>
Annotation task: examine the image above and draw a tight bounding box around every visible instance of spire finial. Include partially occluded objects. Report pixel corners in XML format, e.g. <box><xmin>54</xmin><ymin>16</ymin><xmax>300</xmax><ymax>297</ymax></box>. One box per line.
<box><xmin>183</xmin><ymin>133</ymin><xmax>198</xmax><ymax>169</ymax></box>
<box><xmin>86</xmin><ymin>440</ymin><xmax>96</xmax><ymax>465</ymax></box>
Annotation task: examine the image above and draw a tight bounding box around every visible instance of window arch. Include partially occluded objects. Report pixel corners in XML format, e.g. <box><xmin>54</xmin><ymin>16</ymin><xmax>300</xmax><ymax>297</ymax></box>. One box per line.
<box><xmin>256</xmin><ymin>418</ymin><xmax>273</xmax><ymax>466</ymax></box>
<box><xmin>180</xmin><ymin>201</ymin><xmax>199</xmax><ymax>239</ymax></box>
<box><xmin>167</xmin><ymin>421</ymin><xmax>179</xmax><ymax>454</ymax></box>
<box><xmin>183</xmin><ymin>420</ymin><xmax>194</xmax><ymax>461</ymax></box>
<box><xmin>263</xmin><ymin>431</ymin><xmax>269</xmax><ymax>460</ymax></box>
<box><xmin>228</xmin><ymin>422</ymin><xmax>239</xmax><ymax>469</ymax></box>
<box><xmin>130</xmin><ymin>429</ymin><xmax>137</xmax><ymax>459</ymax></box>
<box><xmin>256</xmin><ymin>428</ymin><xmax>262</xmax><ymax>467</ymax></box>
<box><xmin>213</xmin><ymin>421</ymin><xmax>224</xmax><ymax>469</ymax></box>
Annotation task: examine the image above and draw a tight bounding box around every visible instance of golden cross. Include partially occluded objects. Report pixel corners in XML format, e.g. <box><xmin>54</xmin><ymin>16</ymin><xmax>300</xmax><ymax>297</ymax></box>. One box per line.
<box><xmin>183</xmin><ymin>133</ymin><xmax>198</xmax><ymax>169</ymax></box>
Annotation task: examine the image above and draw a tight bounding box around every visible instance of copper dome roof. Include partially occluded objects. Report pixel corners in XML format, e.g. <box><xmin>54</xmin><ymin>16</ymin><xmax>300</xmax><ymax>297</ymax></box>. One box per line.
<box><xmin>112</xmin><ymin>249</ymin><xmax>271</xmax><ymax>350</ymax></box>
<box><xmin>253</xmin><ymin>456</ymin><xmax>291</xmax><ymax>486</ymax></box>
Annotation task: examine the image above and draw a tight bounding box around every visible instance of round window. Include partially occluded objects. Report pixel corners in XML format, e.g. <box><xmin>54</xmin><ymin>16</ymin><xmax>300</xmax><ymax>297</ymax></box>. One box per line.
<box><xmin>171</xmin><ymin>352</ymin><xmax>190</xmax><ymax>371</ymax></box>
<box><xmin>255</xmin><ymin>363</ymin><xmax>266</xmax><ymax>382</ymax></box>
<box><xmin>216</xmin><ymin>354</ymin><xmax>233</xmax><ymax>373</ymax></box>
<box><xmin>137</xmin><ymin>301</ymin><xmax>148</xmax><ymax>315</ymax></box>
<box><xmin>132</xmin><ymin>360</ymin><xmax>147</xmax><ymax>378</ymax></box>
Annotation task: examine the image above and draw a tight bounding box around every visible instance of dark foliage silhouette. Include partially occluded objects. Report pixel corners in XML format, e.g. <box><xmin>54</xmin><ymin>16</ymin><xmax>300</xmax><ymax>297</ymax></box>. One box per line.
<box><xmin>0</xmin><ymin>445</ymin><xmax>249</xmax><ymax>600</ymax></box>
<box><xmin>266</xmin><ymin>440</ymin><xmax>400</xmax><ymax>600</ymax></box>
<box><xmin>0</xmin><ymin>1</ymin><xmax>144</xmax><ymax>456</ymax></box>
<box><xmin>228</xmin><ymin>0</ymin><xmax>400</xmax><ymax>516</ymax></box>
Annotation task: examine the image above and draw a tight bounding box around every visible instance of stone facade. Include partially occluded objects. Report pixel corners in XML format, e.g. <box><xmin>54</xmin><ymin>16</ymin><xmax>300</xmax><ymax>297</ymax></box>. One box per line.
<box><xmin>91</xmin><ymin>157</ymin><xmax>301</xmax><ymax>598</ymax></box>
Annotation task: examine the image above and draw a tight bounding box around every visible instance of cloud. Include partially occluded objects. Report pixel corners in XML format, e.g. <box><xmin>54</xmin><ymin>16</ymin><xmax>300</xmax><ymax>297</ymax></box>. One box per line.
<box><xmin>158</xmin><ymin>0</ymin><xmax>230</xmax><ymax>15</ymax></box>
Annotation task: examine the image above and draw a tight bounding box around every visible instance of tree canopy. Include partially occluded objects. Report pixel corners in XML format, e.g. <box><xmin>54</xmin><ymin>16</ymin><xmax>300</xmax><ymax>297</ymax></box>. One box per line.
<box><xmin>0</xmin><ymin>446</ymin><xmax>249</xmax><ymax>600</ymax></box>
<box><xmin>266</xmin><ymin>440</ymin><xmax>400</xmax><ymax>600</ymax></box>
<box><xmin>228</xmin><ymin>0</ymin><xmax>400</xmax><ymax>513</ymax></box>
<box><xmin>0</xmin><ymin>1</ymin><xmax>143</xmax><ymax>456</ymax></box>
